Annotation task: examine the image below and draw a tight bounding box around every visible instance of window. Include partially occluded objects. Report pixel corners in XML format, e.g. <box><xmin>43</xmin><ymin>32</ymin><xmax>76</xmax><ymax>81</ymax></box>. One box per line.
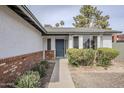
<box><xmin>47</xmin><ymin>39</ymin><xmax>51</xmax><ymax>50</ymax></box>
<box><xmin>73</xmin><ymin>36</ymin><xmax>79</xmax><ymax>48</ymax></box>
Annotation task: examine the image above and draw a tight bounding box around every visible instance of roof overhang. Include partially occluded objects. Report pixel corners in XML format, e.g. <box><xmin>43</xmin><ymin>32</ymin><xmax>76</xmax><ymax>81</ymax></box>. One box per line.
<box><xmin>45</xmin><ymin>28</ymin><xmax>122</xmax><ymax>35</ymax></box>
<box><xmin>45</xmin><ymin>32</ymin><xmax>122</xmax><ymax>35</ymax></box>
<box><xmin>7</xmin><ymin>5</ymin><xmax>47</xmax><ymax>35</ymax></box>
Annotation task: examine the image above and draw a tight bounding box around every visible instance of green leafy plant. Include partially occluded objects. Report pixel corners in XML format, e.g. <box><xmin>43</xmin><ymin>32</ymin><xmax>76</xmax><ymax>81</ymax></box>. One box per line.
<box><xmin>15</xmin><ymin>71</ymin><xmax>40</xmax><ymax>88</ymax></box>
<box><xmin>67</xmin><ymin>48</ymin><xmax>95</xmax><ymax>66</ymax></box>
<box><xmin>80</xmin><ymin>49</ymin><xmax>95</xmax><ymax>66</ymax></box>
<box><xmin>67</xmin><ymin>48</ymin><xmax>81</xmax><ymax>66</ymax></box>
<box><xmin>96</xmin><ymin>48</ymin><xmax>119</xmax><ymax>67</ymax></box>
<box><xmin>40</xmin><ymin>60</ymin><xmax>49</xmax><ymax>69</ymax></box>
<box><xmin>32</xmin><ymin>64</ymin><xmax>46</xmax><ymax>78</ymax></box>
<box><xmin>67</xmin><ymin>48</ymin><xmax>119</xmax><ymax>67</ymax></box>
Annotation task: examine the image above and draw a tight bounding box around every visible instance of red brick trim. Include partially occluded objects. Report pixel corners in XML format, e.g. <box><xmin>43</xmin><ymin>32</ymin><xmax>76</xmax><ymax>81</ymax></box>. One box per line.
<box><xmin>0</xmin><ymin>51</ymin><xmax>43</xmax><ymax>83</ymax></box>
<box><xmin>45</xmin><ymin>50</ymin><xmax>55</xmax><ymax>60</ymax></box>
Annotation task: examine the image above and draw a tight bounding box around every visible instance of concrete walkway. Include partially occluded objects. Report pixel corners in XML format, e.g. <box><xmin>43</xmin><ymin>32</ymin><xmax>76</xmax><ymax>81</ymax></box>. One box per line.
<box><xmin>48</xmin><ymin>58</ymin><xmax>75</xmax><ymax>88</ymax></box>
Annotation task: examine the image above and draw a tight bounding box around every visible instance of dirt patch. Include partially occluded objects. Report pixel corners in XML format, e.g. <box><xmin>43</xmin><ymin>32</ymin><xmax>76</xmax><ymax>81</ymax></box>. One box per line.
<box><xmin>69</xmin><ymin>61</ymin><xmax>124</xmax><ymax>88</ymax></box>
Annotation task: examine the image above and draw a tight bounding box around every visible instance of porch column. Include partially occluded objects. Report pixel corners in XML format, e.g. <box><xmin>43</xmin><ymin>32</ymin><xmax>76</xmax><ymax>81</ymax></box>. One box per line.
<box><xmin>68</xmin><ymin>35</ymin><xmax>73</xmax><ymax>48</ymax></box>
<box><xmin>79</xmin><ymin>35</ymin><xmax>83</xmax><ymax>48</ymax></box>
<box><xmin>89</xmin><ymin>35</ymin><xmax>92</xmax><ymax>48</ymax></box>
<box><xmin>51</xmin><ymin>37</ymin><xmax>55</xmax><ymax>50</ymax></box>
<box><xmin>42</xmin><ymin>37</ymin><xmax>45</xmax><ymax>60</ymax></box>
<box><xmin>51</xmin><ymin>37</ymin><xmax>56</xmax><ymax>59</ymax></box>
<box><xmin>97</xmin><ymin>35</ymin><xmax>101</xmax><ymax>48</ymax></box>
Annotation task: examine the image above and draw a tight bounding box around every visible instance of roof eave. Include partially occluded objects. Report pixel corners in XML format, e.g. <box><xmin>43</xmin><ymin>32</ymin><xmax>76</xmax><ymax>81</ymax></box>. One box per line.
<box><xmin>7</xmin><ymin>5</ymin><xmax>47</xmax><ymax>35</ymax></box>
<box><xmin>46</xmin><ymin>31</ymin><xmax>122</xmax><ymax>35</ymax></box>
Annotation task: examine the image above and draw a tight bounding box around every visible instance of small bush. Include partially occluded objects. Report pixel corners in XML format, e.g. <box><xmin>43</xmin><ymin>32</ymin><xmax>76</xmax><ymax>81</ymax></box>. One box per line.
<box><xmin>15</xmin><ymin>71</ymin><xmax>40</xmax><ymax>88</ymax></box>
<box><xmin>32</xmin><ymin>64</ymin><xmax>46</xmax><ymax>78</ymax></box>
<box><xmin>67</xmin><ymin>48</ymin><xmax>95</xmax><ymax>66</ymax></box>
<box><xmin>96</xmin><ymin>48</ymin><xmax>119</xmax><ymax>67</ymax></box>
<box><xmin>80</xmin><ymin>49</ymin><xmax>95</xmax><ymax>66</ymax></box>
<box><xmin>40</xmin><ymin>60</ymin><xmax>49</xmax><ymax>69</ymax></box>
<box><xmin>67</xmin><ymin>48</ymin><xmax>82</xmax><ymax>66</ymax></box>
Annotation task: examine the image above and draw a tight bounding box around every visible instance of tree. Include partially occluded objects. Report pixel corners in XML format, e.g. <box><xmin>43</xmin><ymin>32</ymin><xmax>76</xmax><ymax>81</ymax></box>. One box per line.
<box><xmin>55</xmin><ymin>23</ymin><xmax>59</xmax><ymax>27</ymax></box>
<box><xmin>60</xmin><ymin>20</ymin><xmax>64</xmax><ymax>27</ymax></box>
<box><xmin>73</xmin><ymin>5</ymin><xmax>111</xmax><ymax>30</ymax></box>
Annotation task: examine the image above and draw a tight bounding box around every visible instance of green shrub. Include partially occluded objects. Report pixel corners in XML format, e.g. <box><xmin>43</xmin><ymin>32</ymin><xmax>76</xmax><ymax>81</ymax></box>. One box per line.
<box><xmin>96</xmin><ymin>48</ymin><xmax>119</xmax><ymax>67</ymax></box>
<box><xmin>80</xmin><ymin>49</ymin><xmax>95</xmax><ymax>66</ymax></box>
<box><xmin>15</xmin><ymin>71</ymin><xmax>40</xmax><ymax>88</ymax></box>
<box><xmin>40</xmin><ymin>60</ymin><xmax>49</xmax><ymax>69</ymax></box>
<box><xmin>67</xmin><ymin>48</ymin><xmax>82</xmax><ymax>66</ymax></box>
<box><xmin>67</xmin><ymin>48</ymin><xmax>95</xmax><ymax>66</ymax></box>
<box><xmin>32</xmin><ymin>64</ymin><xmax>46</xmax><ymax>78</ymax></box>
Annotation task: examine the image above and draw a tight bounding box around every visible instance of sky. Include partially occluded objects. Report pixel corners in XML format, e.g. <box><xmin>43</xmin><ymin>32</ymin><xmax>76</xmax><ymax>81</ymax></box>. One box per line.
<box><xmin>28</xmin><ymin>5</ymin><xmax>124</xmax><ymax>32</ymax></box>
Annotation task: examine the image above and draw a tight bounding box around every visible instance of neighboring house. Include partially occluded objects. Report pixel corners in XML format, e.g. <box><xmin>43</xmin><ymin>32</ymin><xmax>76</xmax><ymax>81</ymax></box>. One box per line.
<box><xmin>0</xmin><ymin>5</ymin><xmax>122</xmax><ymax>83</ymax></box>
<box><xmin>112</xmin><ymin>34</ymin><xmax>124</xmax><ymax>62</ymax></box>
<box><xmin>112</xmin><ymin>34</ymin><xmax>124</xmax><ymax>42</ymax></box>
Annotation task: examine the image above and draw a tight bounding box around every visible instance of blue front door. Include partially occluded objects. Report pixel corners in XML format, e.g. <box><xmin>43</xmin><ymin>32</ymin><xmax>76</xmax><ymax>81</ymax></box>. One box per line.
<box><xmin>56</xmin><ymin>39</ymin><xmax>64</xmax><ymax>57</ymax></box>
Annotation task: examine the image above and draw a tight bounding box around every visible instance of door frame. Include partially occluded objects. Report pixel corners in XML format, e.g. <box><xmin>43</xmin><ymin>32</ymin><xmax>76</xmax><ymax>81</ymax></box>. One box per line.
<box><xmin>55</xmin><ymin>39</ymin><xmax>65</xmax><ymax>57</ymax></box>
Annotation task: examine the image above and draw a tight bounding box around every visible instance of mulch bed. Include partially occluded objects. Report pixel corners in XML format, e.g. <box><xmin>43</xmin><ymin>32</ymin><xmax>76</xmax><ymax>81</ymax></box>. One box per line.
<box><xmin>39</xmin><ymin>62</ymin><xmax>55</xmax><ymax>88</ymax></box>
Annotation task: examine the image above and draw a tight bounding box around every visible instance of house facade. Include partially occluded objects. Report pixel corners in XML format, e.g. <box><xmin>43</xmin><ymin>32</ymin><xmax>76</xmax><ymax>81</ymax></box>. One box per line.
<box><xmin>0</xmin><ymin>5</ymin><xmax>122</xmax><ymax>83</ymax></box>
<box><xmin>112</xmin><ymin>34</ymin><xmax>124</xmax><ymax>42</ymax></box>
<box><xmin>43</xmin><ymin>27</ymin><xmax>120</xmax><ymax>59</ymax></box>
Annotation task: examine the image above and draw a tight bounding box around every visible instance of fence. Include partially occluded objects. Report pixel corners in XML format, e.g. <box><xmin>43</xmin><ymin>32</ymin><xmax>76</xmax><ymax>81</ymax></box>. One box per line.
<box><xmin>112</xmin><ymin>42</ymin><xmax>124</xmax><ymax>61</ymax></box>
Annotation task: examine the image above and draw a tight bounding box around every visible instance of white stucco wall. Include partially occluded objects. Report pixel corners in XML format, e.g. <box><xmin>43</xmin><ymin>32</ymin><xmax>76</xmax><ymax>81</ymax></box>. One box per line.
<box><xmin>102</xmin><ymin>35</ymin><xmax>112</xmax><ymax>48</ymax></box>
<box><xmin>0</xmin><ymin>6</ymin><xmax>43</xmax><ymax>58</ymax></box>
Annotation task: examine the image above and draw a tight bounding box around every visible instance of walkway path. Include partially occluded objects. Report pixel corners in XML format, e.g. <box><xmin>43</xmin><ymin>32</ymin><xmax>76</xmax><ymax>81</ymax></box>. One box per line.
<box><xmin>48</xmin><ymin>58</ymin><xmax>75</xmax><ymax>88</ymax></box>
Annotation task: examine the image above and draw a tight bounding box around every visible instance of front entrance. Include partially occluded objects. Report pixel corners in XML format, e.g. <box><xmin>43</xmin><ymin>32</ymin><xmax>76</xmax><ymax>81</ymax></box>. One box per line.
<box><xmin>56</xmin><ymin>39</ymin><xmax>64</xmax><ymax>57</ymax></box>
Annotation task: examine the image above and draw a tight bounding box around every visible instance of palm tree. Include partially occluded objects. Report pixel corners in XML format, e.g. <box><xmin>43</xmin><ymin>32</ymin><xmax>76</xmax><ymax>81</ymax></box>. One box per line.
<box><xmin>55</xmin><ymin>23</ymin><xmax>59</xmax><ymax>27</ymax></box>
<box><xmin>60</xmin><ymin>20</ymin><xmax>64</xmax><ymax>27</ymax></box>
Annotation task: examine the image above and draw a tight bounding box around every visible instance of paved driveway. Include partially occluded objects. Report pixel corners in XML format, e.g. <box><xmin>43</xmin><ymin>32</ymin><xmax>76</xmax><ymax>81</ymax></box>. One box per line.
<box><xmin>69</xmin><ymin>62</ymin><xmax>124</xmax><ymax>88</ymax></box>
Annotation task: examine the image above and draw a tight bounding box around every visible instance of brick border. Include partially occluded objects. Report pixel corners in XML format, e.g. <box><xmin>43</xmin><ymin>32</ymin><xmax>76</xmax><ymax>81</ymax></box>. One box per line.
<box><xmin>45</xmin><ymin>50</ymin><xmax>55</xmax><ymax>60</ymax></box>
<box><xmin>0</xmin><ymin>51</ymin><xmax>43</xmax><ymax>83</ymax></box>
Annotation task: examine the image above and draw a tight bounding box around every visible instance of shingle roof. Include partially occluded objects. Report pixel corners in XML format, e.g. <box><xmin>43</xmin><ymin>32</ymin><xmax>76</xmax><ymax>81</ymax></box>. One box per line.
<box><xmin>45</xmin><ymin>27</ymin><xmax>122</xmax><ymax>35</ymax></box>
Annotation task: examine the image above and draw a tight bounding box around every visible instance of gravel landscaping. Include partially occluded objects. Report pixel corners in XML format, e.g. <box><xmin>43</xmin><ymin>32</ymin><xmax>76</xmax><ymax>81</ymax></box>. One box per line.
<box><xmin>69</xmin><ymin>61</ymin><xmax>124</xmax><ymax>88</ymax></box>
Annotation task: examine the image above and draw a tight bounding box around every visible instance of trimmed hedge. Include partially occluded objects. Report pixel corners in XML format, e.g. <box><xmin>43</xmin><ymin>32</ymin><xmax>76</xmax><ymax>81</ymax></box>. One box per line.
<box><xmin>96</xmin><ymin>48</ymin><xmax>119</xmax><ymax>67</ymax></box>
<box><xmin>67</xmin><ymin>48</ymin><xmax>81</xmax><ymax>66</ymax></box>
<box><xmin>67</xmin><ymin>48</ymin><xmax>119</xmax><ymax>67</ymax></box>
<box><xmin>67</xmin><ymin>48</ymin><xmax>95</xmax><ymax>66</ymax></box>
